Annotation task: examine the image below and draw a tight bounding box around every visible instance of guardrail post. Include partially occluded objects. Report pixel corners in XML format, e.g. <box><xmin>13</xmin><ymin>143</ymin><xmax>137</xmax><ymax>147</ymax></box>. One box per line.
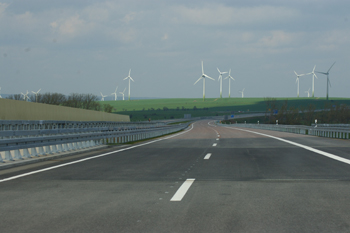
<box><xmin>63</xmin><ymin>143</ymin><xmax>69</xmax><ymax>151</ymax></box>
<box><xmin>45</xmin><ymin>146</ymin><xmax>53</xmax><ymax>154</ymax></box>
<box><xmin>5</xmin><ymin>151</ymin><xmax>14</xmax><ymax>161</ymax></box>
<box><xmin>57</xmin><ymin>144</ymin><xmax>63</xmax><ymax>153</ymax></box>
<box><xmin>31</xmin><ymin>148</ymin><xmax>39</xmax><ymax>157</ymax></box>
<box><xmin>52</xmin><ymin>145</ymin><xmax>58</xmax><ymax>153</ymax></box>
<box><xmin>23</xmin><ymin>148</ymin><xmax>31</xmax><ymax>158</ymax></box>
<box><xmin>0</xmin><ymin>153</ymin><xmax>3</xmax><ymax>163</ymax></box>
<box><xmin>70</xmin><ymin>143</ymin><xmax>76</xmax><ymax>150</ymax></box>
<box><xmin>38</xmin><ymin>147</ymin><xmax>46</xmax><ymax>155</ymax></box>
<box><xmin>14</xmin><ymin>150</ymin><xmax>23</xmax><ymax>160</ymax></box>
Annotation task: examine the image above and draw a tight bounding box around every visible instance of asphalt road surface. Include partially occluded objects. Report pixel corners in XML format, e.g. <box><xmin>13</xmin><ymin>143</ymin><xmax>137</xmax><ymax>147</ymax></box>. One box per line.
<box><xmin>1</xmin><ymin>120</ymin><xmax>350</xmax><ymax>233</ymax></box>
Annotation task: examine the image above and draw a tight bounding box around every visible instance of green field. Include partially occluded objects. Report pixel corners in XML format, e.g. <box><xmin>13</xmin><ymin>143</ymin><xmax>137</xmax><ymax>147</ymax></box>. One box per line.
<box><xmin>102</xmin><ymin>97</ymin><xmax>350</xmax><ymax>121</ymax></box>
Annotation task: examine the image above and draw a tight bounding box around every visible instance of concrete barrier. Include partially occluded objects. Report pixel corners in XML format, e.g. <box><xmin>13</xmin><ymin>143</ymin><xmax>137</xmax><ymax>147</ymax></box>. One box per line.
<box><xmin>0</xmin><ymin>99</ymin><xmax>129</xmax><ymax>122</ymax></box>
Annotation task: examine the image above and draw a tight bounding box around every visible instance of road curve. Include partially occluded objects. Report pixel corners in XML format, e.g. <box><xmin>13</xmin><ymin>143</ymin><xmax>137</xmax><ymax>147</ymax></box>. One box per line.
<box><xmin>1</xmin><ymin>120</ymin><xmax>350</xmax><ymax>232</ymax></box>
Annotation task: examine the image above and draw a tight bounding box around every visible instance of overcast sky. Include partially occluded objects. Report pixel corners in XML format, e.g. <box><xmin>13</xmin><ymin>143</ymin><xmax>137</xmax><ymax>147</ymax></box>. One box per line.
<box><xmin>0</xmin><ymin>0</ymin><xmax>349</xmax><ymax>99</ymax></box>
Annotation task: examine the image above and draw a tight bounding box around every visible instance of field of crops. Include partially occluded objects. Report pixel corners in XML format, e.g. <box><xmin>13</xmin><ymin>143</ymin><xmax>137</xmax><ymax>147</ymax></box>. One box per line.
<box><xmin>102</xmin><ymin>97</ymin><xmax>350</xmax><ymax>121</ymax></box>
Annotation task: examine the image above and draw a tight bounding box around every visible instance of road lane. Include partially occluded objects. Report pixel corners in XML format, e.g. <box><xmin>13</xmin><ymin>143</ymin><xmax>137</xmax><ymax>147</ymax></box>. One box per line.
<box><xmin>1</xmin><ymin>120</ymin><xmax>350</xmax><ymax>232</ymax></box>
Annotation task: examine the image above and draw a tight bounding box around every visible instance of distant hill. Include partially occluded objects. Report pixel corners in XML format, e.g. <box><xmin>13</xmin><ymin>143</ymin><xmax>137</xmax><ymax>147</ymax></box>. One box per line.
<box><xmin>102</xmin><ymin>97</ymin><xmax>350</xmax><ymax>121</ymax></box>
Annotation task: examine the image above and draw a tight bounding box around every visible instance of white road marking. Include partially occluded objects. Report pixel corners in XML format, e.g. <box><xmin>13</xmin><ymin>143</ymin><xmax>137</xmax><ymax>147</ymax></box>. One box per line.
<box><xmin>0</xmin><ymin>123</ymin><xmax>196</xmax><ymax>183</ymax></box>
<box><xmin>213</xmin><ymin>143</ymin><xmax>217</xmax><ymax>146</ymax></box>
<box><xmin>204</xmin><ymin>153</ymin><xmax>212</xmax><ymax>159</ymax></box>
<box><xmin>216</xmin><ymin>138</ymin><xmax>219</xmax><ymax>140</ymax></box>
<box><xmin>170</xmin><ymin>178</ymin><xmax>195</xmax><ymax>201</ymax></box>
<box><xmin>225</xmin><ymin>126</ymin><xmax>350</xmax><ymax>166</ymax></box>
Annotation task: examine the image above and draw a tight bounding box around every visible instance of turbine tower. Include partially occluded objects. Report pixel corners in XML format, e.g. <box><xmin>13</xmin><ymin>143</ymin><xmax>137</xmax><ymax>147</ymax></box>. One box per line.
<box><xmin>100</xmin><ymin>92</ymin><xmax>107</xmax><ymax>101</ymax></box>
<box><xmin>217</xmin><ymin>68</ymin><xmax>227</xmax><ymax>98</ymax></box>
<box><xmin>111</xmin><ymin>86</ymin><xmax>118</xmax><ymax>101</ymax></box>
<box><xmin>239</xmin><ymin>88</ymin><xmax>245</xmax><ymax>98</ymax></box>
<box><xmin>305</xmin><ymin>88</ymin><xmax>311</xmax><ymax>98</ymax></box>
<box><xmin>307</xmin><ymin>65</ymin><xmax>318</xmax><ymax>97</ymax></box>
<box><xmin>31</xmin><ymin>88</ymin><xmax>41</xmax><ymax>102</ymax></box>
<box><xmin>194</xmin><ymin>61</ymin><xmax>215</xmax><ymax>101</ymax></box>
<box><xmin>316</xmin><ymin>62</ymin><xmax>336</xmax><ymax>100</ymax></box>
<box><xmin>294</xmin><ymin>71</ymin><xmax>305</xmax><ymax>98</ymax></box>
<box><xmin>123</xmin><ymin>69</ymin><xmax>134</xmax><ymax>101</ymax></box>
<box><xmin>120</xmin><ymin>88</ymin><xmax>126</xmax><ymax>101</ymax></box>
<box><xmin>224</xmin><ymin>69</ymin><xmax>235</xmax><ymax>98</ymax></box>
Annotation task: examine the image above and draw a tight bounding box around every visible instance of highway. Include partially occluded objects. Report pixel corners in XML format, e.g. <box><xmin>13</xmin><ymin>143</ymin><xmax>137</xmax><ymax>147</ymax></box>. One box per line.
<box><xmin>1</xmin><ymin>120</ymin><xmax>350</xmax><ymax>232</ymax></box>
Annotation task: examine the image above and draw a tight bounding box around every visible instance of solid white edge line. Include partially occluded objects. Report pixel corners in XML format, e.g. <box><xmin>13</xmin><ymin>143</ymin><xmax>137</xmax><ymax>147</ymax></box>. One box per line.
<box><xmin>0</xmin><ymin>123</ymin><xmax>196</xmax><ymax>183</ymax></box>
<box><xmin>212</xmin><ymin>143</ymin><xmax>217</xmax><ymax>146</ymax></box>
<box><xmin>204</xmin><ymin>153</ymin><xmax>212</xmax><ymax>159</ymax></box>
<box><xmin>170</xmin><ymin>178</ymin><xmax>195</xmax><ymax>201</ymax></box>
<box><xmin>224</xmin><ymin>126</ymin><xmax>350</xmax><ymax>165</ymax></box>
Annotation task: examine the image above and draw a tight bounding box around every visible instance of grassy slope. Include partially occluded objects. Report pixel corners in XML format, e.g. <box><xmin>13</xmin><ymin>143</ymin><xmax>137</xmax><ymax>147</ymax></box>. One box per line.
<box><xmin>101</xmin><ymin>97</ymin><xmax>350</xmax><ymax>121</ymax></box>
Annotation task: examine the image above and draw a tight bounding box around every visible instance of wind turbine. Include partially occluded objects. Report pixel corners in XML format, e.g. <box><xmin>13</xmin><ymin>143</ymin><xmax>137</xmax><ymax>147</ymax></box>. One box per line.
<box><xmin>305</xmin><ymin>88</ymin><xmax>311</xmax><ymax>97</ymax></box>
<box><xmin>123</xmin><ymin>69</ymin><xmax>134</xmax><ymax>101</ymax></box>
<box><xmin>217</xmin><ymin>68</ymin><xmax>227</xmax><ymax>98</ymax></box>
<box><xmin>100</xmin><ymin>92</ymin><xmax>107</xmax><ymax>101</ymax></box>
<box><xmin>31</xmin><ymin>88</ymin><xmax>41</xmax><ymax>102</ymax></box>
<box><xmin>21</xmin><ymin>91</ymin><xmax>30</xmax><ymax>101</ymax></box>
<box><xmin>239</xmin><ymin>88</ymin><xmax>245</xmax><ymax>98</ymax></box>
<box><xmin>194</xmin><ymin>61</ymin><xmax>215</xmax><ymax>101</ymax></box>
<box><xmin>316</xmin><ymin>62</ymin><xmax>336</xmax><ymax>100</ymax></box>
<box><xmin>306</xmin><ymin>65</ymin><xmax>318</xmax><ymax>97</ymax></box>
<box><xmin>294</xmin><ymin>71</ymin><xmax>305</xmax><ymax>98</ymax></box>
<box><xmin>224</xmin><ymin>69</ymin><xmax>235</xmax><ymax>98</ymax></box>
<box><xmin>120</xmin><ymin>88</ymin><xmax>126</xmax><ymax>101</ymax></box>
<box><xmin>111</xmin><ymin>86</ymin><xmax>118</xmax><ymax>101</ymax></box>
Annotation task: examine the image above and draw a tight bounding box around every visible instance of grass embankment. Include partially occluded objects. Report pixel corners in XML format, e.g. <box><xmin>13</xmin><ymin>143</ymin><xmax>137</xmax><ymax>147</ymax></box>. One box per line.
<box><xmin>102</xmin><ymin>97</ymin><xmax>350</xmax><ymax>121</ymax></box>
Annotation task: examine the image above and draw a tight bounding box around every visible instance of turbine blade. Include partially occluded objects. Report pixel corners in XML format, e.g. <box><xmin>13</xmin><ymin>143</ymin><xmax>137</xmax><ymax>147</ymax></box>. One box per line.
<box><xmin>194</xmin><ymin>77</ymin><xmax>202</xmax><ymax>85</ymax></box>
<box><xmin>201</xmin><ymin>61</ymin><xmax>204</xmax><ymax>74</ymax></box>
<box><xmin>129</xmin><ymin>69</ymin><xmax>131</xmax><ymax>76</ymax></box>
<box><xmin>313</xmin><ymin>65</ymin><xmax>316</xmax><ymax>72</ymax></box>
<box><xmin>315</xmin><ymin>71</ymin><xmax>327</xmax><ymax>75</ymax></box>
<box><xmin>327</xmin><ymin>62</ymin><xmax>336</xmax><ymax>73</ymax></box>
<box><xmin>130</xmin><ymin>77</ymin><xmax>135</xmax><ymax>82</ymax></box>
<box><xmin>328</xmin><ymin>79</ymin><xmax>332</xmax><ymax>87</ymax></box>
<box><xmin>222</xmin><ymin>72</ymin><xmax>227</xmax><ymax>74</ymax></box>
<box><xmin>123</xmin><ymin>77</ymin><xmax>128</xmax><ymax>80</ymax></box>
<box><xmin>294</xmin><ymin>71</ymin><xmax>298</xmax><ymax>76</ymax></box>
<box><xmin>217</xmin><ymin>67</ymin><xmax>220</xmax><ymax>73</ymax></box>
<box><xmin>206</xmin><ymin>75</ymin><xmax>215</xmax><ymax>81</ymax></box>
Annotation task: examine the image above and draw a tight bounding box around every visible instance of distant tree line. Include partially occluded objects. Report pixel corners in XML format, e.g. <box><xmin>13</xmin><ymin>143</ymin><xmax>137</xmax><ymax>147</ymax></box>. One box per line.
<box><xmin>264</xmin><ymin>98</ymin><xmax>350</xmax><ymax>125</ymax></box>
<box><xmin>140</xmin><ymin>106</ymin><xmax>210</xmax><ymax>111</ymax></box>
<box><xmin>6</xmin><ymin>92</ymin><xmax>114</xmax><ymax>113</ymax></box>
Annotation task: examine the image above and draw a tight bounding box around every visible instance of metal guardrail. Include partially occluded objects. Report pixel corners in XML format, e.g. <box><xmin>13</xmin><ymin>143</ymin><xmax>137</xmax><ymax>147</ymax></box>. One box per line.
<box><xmin>218</xmin><ymin>122</ymin><xmax>350</xmax><ymax>140</ymax></box>
<box><xmin>0</xmin><ymin>120</ymin><xmax>191</xmax><ymax>163</ymax></box>
<box><xmin>0</xmin><ymin>120</ymin><xmax>165</xmax><ymax>131</ymax></box>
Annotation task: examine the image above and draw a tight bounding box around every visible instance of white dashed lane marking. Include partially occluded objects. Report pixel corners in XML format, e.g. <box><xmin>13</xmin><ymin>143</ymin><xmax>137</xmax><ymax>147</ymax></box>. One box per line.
<box><xmin>204</xmin><ymin>153</ymin><xmax>212</xmax><ymax>159</ymax></box>
<box><xmin>170</xmin><ymin>179</ymin><xmax>195</xmax><ymax>201</ymax></box>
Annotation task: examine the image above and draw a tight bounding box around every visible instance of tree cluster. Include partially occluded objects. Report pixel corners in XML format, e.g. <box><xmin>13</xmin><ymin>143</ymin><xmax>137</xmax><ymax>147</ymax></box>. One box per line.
<box><xmin>6</xmin><ymin>92</ymin><xmax>113</xmax><ymax>113</ymax></box>
<box><xmin>264</xmin><ymin>98</ymin><xmax>350</xmax><ymax>125</ymax></box>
